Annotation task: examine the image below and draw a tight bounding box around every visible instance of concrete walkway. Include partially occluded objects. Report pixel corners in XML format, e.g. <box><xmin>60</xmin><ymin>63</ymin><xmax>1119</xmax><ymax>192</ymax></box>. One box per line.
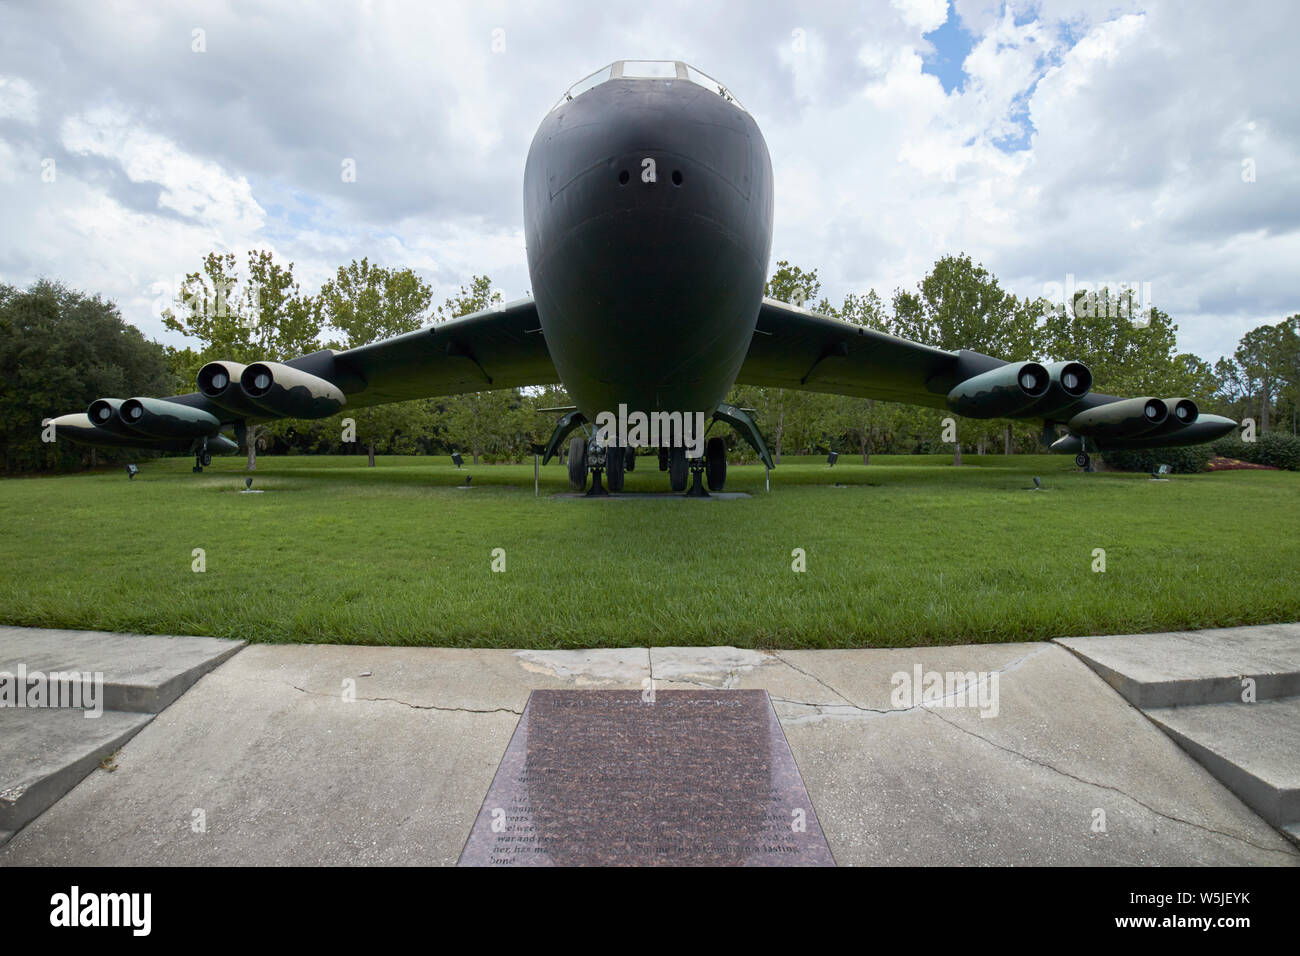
<box><xmin>1</xmin><ymin>627</ymin><xmax>1297</xmax><ymax>865</ymax></box>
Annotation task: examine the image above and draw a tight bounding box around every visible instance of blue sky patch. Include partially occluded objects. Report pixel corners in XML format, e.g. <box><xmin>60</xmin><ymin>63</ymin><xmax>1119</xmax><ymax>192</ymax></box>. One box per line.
<box><xmin>921</xmin><ymin>1</ymin><xmax>975</xmax><ymax>94</ymax></box>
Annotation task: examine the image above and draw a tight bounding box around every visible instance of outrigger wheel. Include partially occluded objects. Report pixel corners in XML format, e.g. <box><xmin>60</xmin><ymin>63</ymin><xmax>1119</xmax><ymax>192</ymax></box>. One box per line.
<box><xmin>1075</xmin><ymin>452</ymin><xmax>1090</xmax><ymax>469</ymax></box>
<box><xmin>705</xmin><ymin>436</ymin><xmax>727</xmax><ymax>492</ymax></box>
<box><xmin>568</xmin><ymin>436</ymin><xmax>587</xmax><ymax>490</ymax></box>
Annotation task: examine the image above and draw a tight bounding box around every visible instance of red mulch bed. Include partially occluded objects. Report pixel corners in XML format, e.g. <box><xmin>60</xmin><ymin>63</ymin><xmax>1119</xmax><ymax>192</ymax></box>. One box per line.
<box><xmin>1205</xmin><ymin>456</ymin><xmax>1280</xmax><ymax>471</ymax></box>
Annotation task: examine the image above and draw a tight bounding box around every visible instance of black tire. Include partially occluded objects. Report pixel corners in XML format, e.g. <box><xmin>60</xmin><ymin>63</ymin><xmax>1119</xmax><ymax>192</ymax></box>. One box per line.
<box><xmin>625</xmin><ymin>447</ymin><xmax>636</xmax><ymax>472</ymax></box>
<box><xmin>705</xmin><ymin>436</ymin><xmax>727</xmax><ymax>491</ymax></box>
<box><xmin>201</xmin><ymin>451</ymin><xmax>212</xmax><ymax>467</ymax></box>
<box><xmin>568</xmin><ymin>436</ymin><xmax>587</xmax><ymax>490</ymax></box>
<box><xmin>606</xmin><ymin>445</ymin><xmax>625</xmax><ymax>492</ymax></box>
<box><xmin>668</xmin><ymin>447</ymin><xmax>687</xmax><ymax>492</ymax></box>
<box><xmin>1075</xmin><ymin>453</ymin><xmax>1089</xmax><ymax>469</ymax></box>
<box><xmin>658</xmin><ymin>447</ymin><xmax>669</xmax><ymax>471</ymax></box>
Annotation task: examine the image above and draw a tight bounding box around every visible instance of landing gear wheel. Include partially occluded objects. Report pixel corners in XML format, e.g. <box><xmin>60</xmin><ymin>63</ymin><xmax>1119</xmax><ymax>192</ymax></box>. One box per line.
<box><xmin>201</xmin><ymin>451</ymin><xmax>212</xmax><ymax>467</ymax></box>
<box><xmin>1075</xmin><ymin>452</ymin><xmax>1090</xmax><ymax>469</ymax></box>
<box><xmin>606</xmin><ymin>445</ymin><xmax>625</xmax><ymax>492</ymax></box>
<box><xmin>625</xmin><ymin>447</ymin><xmax>636</xmax><ymax>472</ymax></box>
<box><xmin>192</xmin><ymin>465</ymin><xmax>202</xmax><ymax>473</ymax></box>
<box><xmin>568</xmin><ymin>436</ymin><xmax>587</xmax><ymax>491</ymax></box>
<box><xmin>668</xmin><ymin>447</ymin><xmax>687</xmax><ymax>492</ymax></box>
<box><xmin>658</xmin><ymin>447</ymin><xmax>669</xmax><ymax>471</ymax></box>
<box><xmin>705</xmin><ymin>436</ymin><xmax>727</xmax><ymax>492</ymax></box>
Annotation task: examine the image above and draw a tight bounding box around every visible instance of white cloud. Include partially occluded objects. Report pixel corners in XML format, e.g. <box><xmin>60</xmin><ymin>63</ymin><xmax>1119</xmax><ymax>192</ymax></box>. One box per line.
<box><xmin>0</xmin><ymin>0</ymin><xmax>1296</xmax><ymax>370</ymax></box>
<box><xmin>892</xmin><ymin>0</ymin><xmax>952</xmax><ymax>33</ymax></box>
<box><xmin>60</xmin><ymin>108</ymin><xmax>265</xmax><ymax>235</ymax></box>
<box><xmin>0</xmin><ymin>75</ymin><xmax>37</xmax><ymax>124</ymax></box>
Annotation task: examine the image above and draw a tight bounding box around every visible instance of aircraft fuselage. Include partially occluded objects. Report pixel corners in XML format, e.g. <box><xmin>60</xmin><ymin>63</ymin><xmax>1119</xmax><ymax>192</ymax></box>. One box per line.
<box><xmin>523</xmin><ymin>69</ymin><xmax>774</xmax><ymax>422</ymax></box>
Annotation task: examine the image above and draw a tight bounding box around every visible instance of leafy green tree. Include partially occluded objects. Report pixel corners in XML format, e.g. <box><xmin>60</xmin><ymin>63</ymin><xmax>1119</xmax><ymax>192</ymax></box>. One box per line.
<box><xmin>1234</xmin><ymin>320</ymin><xmax>1288</xmax><ymax>432</ymax></box>
<box><xmin>318</xmin><ymin>258</ymin><xmax>433</xmax><ymax>465</ymax></box>
<box><xmin>0</xmin><ymin>280</ymin><xmax>171</xmax><ymax>472</ymax></box>
<box><xmin>162</xmin><ymin>250</ymin><xmax>323</xmax><ymax>469</ymax></box>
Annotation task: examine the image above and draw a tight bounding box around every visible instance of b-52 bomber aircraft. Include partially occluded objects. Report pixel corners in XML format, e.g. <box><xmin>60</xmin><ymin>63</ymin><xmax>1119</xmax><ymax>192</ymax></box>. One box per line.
<box><xmin>51</xmin><ymin>60</ymin><xmax>1237</xmax><ymax>494</ymax></box>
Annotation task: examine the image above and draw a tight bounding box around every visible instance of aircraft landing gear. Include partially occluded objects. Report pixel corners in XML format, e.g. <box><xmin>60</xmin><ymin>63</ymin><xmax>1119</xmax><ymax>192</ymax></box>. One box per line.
<box><xmin>685</xmin><ymin>456</ymin><xmax>710</xmax><ymax>497</ymax></box>
<box><xmin>668</xmin><ymin>447</ymin><xmax>688</xmax><ymax>492</ymax></box>
<box><xmin>605</xmin><ymin>444</ymin><xmax>625</xmax><ymax>492</ymax></box>
<box><xmin>705</xmin><ymin>436</ymin><xmax>727</xmax><ymax>492</ymax></box>
<box><xmin>1076</xmin><ymin>452</ymin><xmax>1094</xmax><ymax>472</ymax></box>
<box><xmin>570</xmin><ymin>435</ymin><xmax>618</xmax><ymax>495</ymax></box>
<box><xmin>568</xmin><ymin>436</ymin><xmax>587</xmax><ymax>490</ymax></box>
<box><xmin>193</xmin><ymin>438</ymin><xmax>211</xmax><ymax>473</ymax></box>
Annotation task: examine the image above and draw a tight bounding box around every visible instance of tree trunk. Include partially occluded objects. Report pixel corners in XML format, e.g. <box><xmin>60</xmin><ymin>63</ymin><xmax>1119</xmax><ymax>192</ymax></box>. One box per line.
<box><xmin>861</xmin><ymin>433</ymin><xmax>870</xmax><ymax>466</ymax></box>
<box><xmin>246</xmin><ymin>423</ymin><xmax>258</xmax><ymax>471</ymax></box>
<box><xmin>953</xmin><ymin>444</ymin><xmax>962</xmax><ymax>467</ymax></box>
<box><xmin>1005</xmin><ymin>423</ymin><xmax>1012</xmax><ymax>455</ymax></box>
<box><xmin>368</xmin><ymin>442</ymin><xmax>376</xmax><ymax>467</ymax></box>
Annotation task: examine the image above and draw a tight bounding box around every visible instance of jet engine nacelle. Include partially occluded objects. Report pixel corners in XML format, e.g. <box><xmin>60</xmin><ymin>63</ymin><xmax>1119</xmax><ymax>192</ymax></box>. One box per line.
<box><xmin>239</xmin><ymin>361</ymin><xmax>346</xmax><ymax>419</ymax></box>
<box><xmin>1067</xmin><ymin>397</ymin><xmax>1168</xmax><ymax>439</ymax></box>
<box><xmin>946</xmin><ymin>362</ymin><xmax>1049</xmax><ymax>418</ymax></box>
<box><xmin>197</xmin><ymin>361</ymin><xmax>268</xmax><ymax>417</ymax></box>
<box><xmin>119</xmin><ymin>397</ymin><xmax>222</xmax><ymax>439</ymax></box>
<box><xmin>86</xmin><ymin>398</ymin><xmax>139</xmax><ymax>438</ymax></box>
<box><xmin>1020</xmin><ymin>361</ymin><xmax>1092</xmax><ymax>417</ymax></box>
<box><xmin>1143</xmin><ymin>397</ymin><xmax>1198</xmax><ymax>435</ymax></box>
<box><xmin>50</xmin><ymin>413</ymin><xmax>234</xmax><ymax>453</ymax></box>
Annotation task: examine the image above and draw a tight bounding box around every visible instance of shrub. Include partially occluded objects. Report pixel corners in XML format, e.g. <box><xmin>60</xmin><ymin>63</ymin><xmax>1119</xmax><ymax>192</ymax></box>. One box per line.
<box><xmin>1101</xmin><ymin>444</ymin><xmax>1212</xmax><ymax>474</ymax></box>
<box><xmin>1213</xmin><ymin>432</ymin><xmax>1300</xmax><ymax>470</ymax></box>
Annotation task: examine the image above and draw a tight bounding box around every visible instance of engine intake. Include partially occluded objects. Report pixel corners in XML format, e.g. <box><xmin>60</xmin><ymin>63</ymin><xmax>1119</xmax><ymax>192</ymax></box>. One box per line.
<box><xmin>85</xmin><ymin>398</ymin><xmax>140</xmax><ymax>438</ymax></box>
<box><xmin>947</xmin><ymin>362</ymin><xmax>1049</xmax><ymax>418</ymax></box>
<box><xmin>239</xmin><ymin>361</ymin><xmax>346</xmax><ymax>419</ymax></box>
<box><xmin>1067</xmin><ymin>397</ymin><xmax>1168</xmax><ymax>439</ymax></box>
<box><xmin>1020</xmin><ymin>361</ymin><xmax>1092</xmax><ymax>417</ymax></box>
<box><xmin>197</xmin><ymin>360</ymin><xmax>267</xmax><ymax>417</ymax></box>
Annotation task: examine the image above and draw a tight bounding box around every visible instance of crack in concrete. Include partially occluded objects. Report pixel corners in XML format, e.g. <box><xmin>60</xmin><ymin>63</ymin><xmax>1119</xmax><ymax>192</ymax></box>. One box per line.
<box><xmin>920</xmin><ymin>704</ymin><xmax>1296</xmax><ymax>858</ymax></box>
<box><xmin>769</xmin><ymin>651</ymin><xmax>864</xmax><ymax>709</ymax></box>
<box><xmin>771</xmin><ymin>645</ymin><xmax>1052</xmax><ymax>723</ymax></box>
<box><xmin>286</xmin><ymin>683</ymin><xmax>521</xmax><ymax>716</ymax></box>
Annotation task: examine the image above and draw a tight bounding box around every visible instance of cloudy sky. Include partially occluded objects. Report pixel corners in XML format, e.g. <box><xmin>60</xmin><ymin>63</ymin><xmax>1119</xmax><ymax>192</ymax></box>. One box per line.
<box><xmin>1</xmin><ymin>0</ymin><xmax>1295</xmax><ymax>362</ymax></box>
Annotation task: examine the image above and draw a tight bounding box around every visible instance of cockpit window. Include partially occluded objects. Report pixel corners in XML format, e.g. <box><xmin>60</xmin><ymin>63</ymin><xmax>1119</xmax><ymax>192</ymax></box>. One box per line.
<box><xmin>552</xmin><ymin>60</ymin><xmax>745</xmax><ymax>113</ymax></box>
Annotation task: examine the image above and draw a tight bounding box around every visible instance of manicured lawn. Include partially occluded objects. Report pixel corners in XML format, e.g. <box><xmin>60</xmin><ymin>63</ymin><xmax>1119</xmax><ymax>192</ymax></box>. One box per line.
<box><xmin>1</xmin><ymin>452</ymin><xmax>1296</xmax><ymax>648</ymax></box>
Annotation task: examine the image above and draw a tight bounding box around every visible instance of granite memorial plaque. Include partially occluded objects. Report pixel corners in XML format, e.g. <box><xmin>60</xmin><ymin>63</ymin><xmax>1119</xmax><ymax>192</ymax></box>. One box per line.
<box><xmin>458</xmin><ymin>689</ymin><xmax>835</xmax><ymax>865</ymax></box>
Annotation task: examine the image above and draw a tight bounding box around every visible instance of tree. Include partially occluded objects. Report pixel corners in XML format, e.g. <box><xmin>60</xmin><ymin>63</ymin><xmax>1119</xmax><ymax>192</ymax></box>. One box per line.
<box><xmin>318</xmin><ymin>258</ymin><xmax>433</xmax><ymax>465</ymax></box>
<box><xmin>1235</xmin><ymin>321</ymin><xmax>1288</xmax><ymax>432</ymax></box>
<box><xmin>431</xmin><ymin>276</ymin><xmax>528</xmax><ymax>464</ymax></box>
<box><xmin>0</xmin><ymin>280</ymin><xmax>171</xmax><ymax>473</ymax></box>
<box><xmin>162</xmin><ymin>250</ymin><xmax>323</xmax><ymax>469</ymax></box>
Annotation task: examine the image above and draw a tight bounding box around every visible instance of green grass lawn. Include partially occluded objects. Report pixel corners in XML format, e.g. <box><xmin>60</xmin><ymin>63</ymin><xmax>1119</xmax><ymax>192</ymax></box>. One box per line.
<box><xmin>1</xmin><ymin>452</ymin><xmax>1296</xmax><ymax>648</ymax></box>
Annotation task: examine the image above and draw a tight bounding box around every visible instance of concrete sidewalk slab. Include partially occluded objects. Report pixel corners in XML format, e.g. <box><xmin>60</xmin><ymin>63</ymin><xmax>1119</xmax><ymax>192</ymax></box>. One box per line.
<box><xmin>0</xmin><ymin>626</ymin><xmax>245</xmax><ymax>713</ymax></box>
<box><xmin>0</xmin><ymin>708</ymin><xmax>152</xmax><ymax>833</ymax></box>
<box><xmin>2</xmin><ymin>641</ymin><xmax>1294</xmax><ymax>866</ymax></box>
<box><xmin>1146</xmin><ymin>697</ymin><xmax>1300</xmax><ymax>829</ymax></box>
<box><xmin>1057</xmin><ymin>623</ymin><xmax>1300</xmax><ymax>707</ymax></box>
